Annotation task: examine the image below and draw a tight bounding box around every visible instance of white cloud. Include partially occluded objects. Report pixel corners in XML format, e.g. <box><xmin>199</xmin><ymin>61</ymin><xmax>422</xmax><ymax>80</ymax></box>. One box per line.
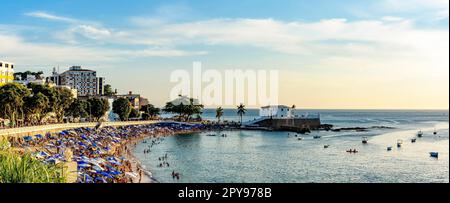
<box><xmin>383</xmin><ymin>0</ymin><xmax>449</xmax><ymax>19</ymax></box>
<box><xmin>0</xmin><ymin>32</ymin><xmax>206</xmax><ymax>68</ymax></box>
<box><xmin>9</xmin><ymin>12</ymin><xmax>450</xmax><ymax>77</ymax></box>
<box><xmin>25</xmin><ymin>11</ymin><xmax>78</xmax><ymax>23</ymax></box>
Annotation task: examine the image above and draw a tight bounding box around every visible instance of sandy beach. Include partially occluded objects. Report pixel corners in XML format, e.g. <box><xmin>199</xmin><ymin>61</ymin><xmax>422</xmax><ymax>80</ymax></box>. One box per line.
<box><xmin>4</xmin><ymin>121</ymin><xmax>207</xmax><ymax>183</ymax></box>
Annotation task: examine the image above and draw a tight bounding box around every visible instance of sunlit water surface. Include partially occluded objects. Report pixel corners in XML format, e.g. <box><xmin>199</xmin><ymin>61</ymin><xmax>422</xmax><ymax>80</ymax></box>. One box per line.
<box><xmin>135</xmin><ymin>110</ymin><xmax>449</xmax><ymax>183</ymax></box>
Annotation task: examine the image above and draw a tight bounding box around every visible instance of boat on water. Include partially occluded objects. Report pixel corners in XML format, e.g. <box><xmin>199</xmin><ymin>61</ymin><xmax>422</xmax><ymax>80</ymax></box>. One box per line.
<box><xmin>313</xmin><ymin>135</ymin><xmax>321</xmax><ymax>139</ymax></box>
<box><xmin>417</xmin><ymin>130</ymin><xmax>423</xmax><ymax>137</ymax></box>
<box><xmin>387</xmin><ymin>146</ymin><xmax>393</xmax><ymax>151</ymax></box>
<box><xmin>397</xmin><ymin>139</ymin><xmax>403</xmax><ymax>148</ymax></box>
<box><xmin>206</xmin><ymin>134</ymin><xmax>217</xmax><ymax>137</ymax></box>
<box><xmin>411</xmin><ymin>138</ymin><xmax>417</xmax><ymax>143</ymax></box>
<box><xmin>298</xmin><ymin>137</ymin><xmax>303</xmax><ymax>141</ymax></box>
<box><xmin>324</xmin><ymin>145</ymin><xmax>330</xmax><ymax>148</ymax></box>
<box><xmin>433</xmin><ymin>129</ymin><xmax>437</xmax><ymax>135</ymax></box>
<box><xmin>362</xmin><ymin>137</ymin><xmax>368</xmax><ymax>144</ymax></box>
<box><xmin>346</xmin><ymin>149</ymin><xmax>358</xmax><ymax>153</ymax></box>
<box><xmin>430</xmin><ymin>152</ymin><xmax>439</xmax><ymax>158</ymax></box>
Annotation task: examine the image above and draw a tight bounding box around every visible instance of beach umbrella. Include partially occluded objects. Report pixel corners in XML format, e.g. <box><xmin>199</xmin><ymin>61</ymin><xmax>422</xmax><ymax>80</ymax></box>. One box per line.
<box><xmin>77</xmin><ymin>161</ymin><xmax>89</xmax><ymax>165</ymax></box>
<box><xmin>109</xmin><ymin>171</ymin><xmax>122</xmax><ymax>176</ymax></box>
<box><xmin>97</xmin><ymin>171</ymin><xmax>114</xmax><ymax>179</ymax></box>
<box><xmin>78</xmin><ymin>164</ymin><xmax>90</xmax><ymax>169</ymax></box>
<box><xmin>93</xmin><ymin>165</ymin><xmax>104</xmax><ymax>171</ymax></box>
<box><xmin>94</xmin><ymin>177</ymin><xmax>107</xmax><ymax>183</ymax></box>
<box><xmin>23</xmin><ymin>136</ymin><xmax>33</xmax><ymax>142</ymax></box>
<box><xmin>81</xmin><ymin>174</ymin><xmax>94</xmax><ymax>183</ymax></box>
<box><xmin>109</xmin><ymin>160</ymin><xmax>122</xmax><ymax>166</ymax></box>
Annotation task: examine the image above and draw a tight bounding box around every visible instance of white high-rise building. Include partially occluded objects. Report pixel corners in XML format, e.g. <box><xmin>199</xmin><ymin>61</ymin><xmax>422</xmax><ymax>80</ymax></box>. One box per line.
<box><xmin>55</xmin><ymin>66</ymin><xmax>105</xmax><ymax>97</ymax></box>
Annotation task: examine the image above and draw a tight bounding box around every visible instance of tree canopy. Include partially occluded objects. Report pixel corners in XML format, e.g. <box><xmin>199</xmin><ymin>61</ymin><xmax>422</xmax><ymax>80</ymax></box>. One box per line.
<box><xmin>112</xmin><ymin>98</ymin><xmax>132</xmax><ymax>121</ymax></box>
<box><xmin>140</xmin><ymin>104</ymin><xmax>160</xmax><ymax>120</ymax></box>
<box><xmin>163</xmin><ymin>96</ymin><xmax>203</xmax><ymax>122</ymax></box>
<box><xmin>87</xmin><ymin>98</ymin><xmax>109</xmax><ymax>121</ymax></box>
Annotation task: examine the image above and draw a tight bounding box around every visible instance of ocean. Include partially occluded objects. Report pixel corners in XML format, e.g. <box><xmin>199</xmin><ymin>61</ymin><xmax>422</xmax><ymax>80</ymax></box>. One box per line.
<box><xmin>135</xmin><ymin>110</ymin><xmax>449</xmax><ymax>183</ymax></box>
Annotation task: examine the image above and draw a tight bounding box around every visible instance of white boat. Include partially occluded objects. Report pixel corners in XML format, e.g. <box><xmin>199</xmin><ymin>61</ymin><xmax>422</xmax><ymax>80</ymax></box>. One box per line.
<box><xmin>362</xmin><ymin>137</ymin><xmax>368</xmax><ymax>144</ymax></box>
<box><xmin>397</xmin><ymin>139</ymin><xmax>403</xmax><ymax>148</ymax></box>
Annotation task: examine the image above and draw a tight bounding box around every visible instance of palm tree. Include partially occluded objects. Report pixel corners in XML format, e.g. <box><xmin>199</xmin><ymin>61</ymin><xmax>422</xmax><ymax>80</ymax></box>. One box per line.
<box><xmin>216</xmin><ymin>107</ymin><xmax>224</xmax><ymax>123</ymax></box>
<box><xmin>237</xmin><ymin>104</ymin><xmax>247</xmax><ymax>126</ymax></box>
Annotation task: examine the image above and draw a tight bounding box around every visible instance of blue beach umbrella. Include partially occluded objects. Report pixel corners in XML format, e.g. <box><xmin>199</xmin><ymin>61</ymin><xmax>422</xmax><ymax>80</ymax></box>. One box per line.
<box><xmin>109</xmin><ymin>170</ymin><xmax>122</xmax><ymax>176</ymax></box>
<box><xmin>23</xmin><ymin>136</ymin><xmax>33</xmax><ymax>142</ymax></box>
<box><xmin>94</xmin><ymin>176</ymin><xmax>107</xmax><ymax>183</ymax></box>
<box><xmin>97</xmin><ymin>171</ymin><xmax>114</xmax><ymax>179</ymax></box>
<box><xmin>81</xmin><ymin>174</ymin><xmax>94</xmax><ymax>183</ymax></box>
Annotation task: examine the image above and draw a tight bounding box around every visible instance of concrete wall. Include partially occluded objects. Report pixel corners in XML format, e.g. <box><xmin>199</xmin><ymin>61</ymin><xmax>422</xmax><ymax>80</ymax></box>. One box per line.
<box><xmin>255</xmin><ymin>118</ymin><xmax>321</xmax><ymax>131</ymax></box>
<box><xmin>0</xmin><ymin>120</ymin><xmax>159</xmax><ymax>138</ymax></box>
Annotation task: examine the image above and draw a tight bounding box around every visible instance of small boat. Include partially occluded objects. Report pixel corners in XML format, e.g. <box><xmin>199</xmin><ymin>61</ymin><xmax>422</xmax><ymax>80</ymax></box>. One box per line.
<box><xmin>206</xmin><ymin>134</ymin><xmax>217</xmax><ymax>137</ymax></box>
<box><xmin>430</xmin><ymin>152</ymin><xmax>439</xmax><ymax>158</ymax></box>
<box><xmin>417</xmin><ymin>130</ymin><xmax>423</xmax><ymax>137</ymax></box>
<box><xmin>362</xmin><ymin>137</ymin><xmax>368</xmax><ymax>144</ymax></box>
<box><xmin>324</xmin><ymin>145</ymin><xmax>330</xmax><ymax>149</ymax></box>
<box><xmin>397</xmin><ymin>139</ymin><xmax>403</xmax><ymax>148</ymax></box>
<box><xmin>346</xmin><ymin>149</ymin><xmax>358</xmax><ymax>153</ymax></box>
<box><xmin>298</xmin><ymin>137</ymin><xmax>303</xmax><ymax>141</ymax></box>
<box><xmin>411</xmin><ymin>138</ymin><xmax>417</xmax><ymax>143</ymax></box>
<box><xmin>387</xmin><ymin>146</ymin><xmax>393</xmax><ymax>151</ymax></box>
<box><xmin>433</xmin><ymin>130</ymin><xmax>437</xmax><ymax>135</ymax></box>
<box><xmin>313</xmin><ymin>135</ymin><xmax>321</xmax><ymax>139</ymax></box>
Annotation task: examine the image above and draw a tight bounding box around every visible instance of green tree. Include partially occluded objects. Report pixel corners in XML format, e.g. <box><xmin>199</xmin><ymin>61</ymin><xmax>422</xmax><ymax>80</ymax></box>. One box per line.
<box><xmin>237</xmin><ymin>103</ymin><xmax>247</xmax><ymax>126</ymax></box>
<box><xmin>54</xmin><ymin>87</ymin><xmax>74</xmax><ymax>122</ymax></box>
<box><xmin>0</xmin><ymin>83</ymin><xmax>31</xmax><ymax>127</ymax></box>
<box><xmin>163</xmin><ymin>97</ymin><xmax>203</xmax><ymax>122</ymax></box>
<box><xmin>129</xmin><ymin>108</ymin><xmax>140</xmax><ymax>119</ymax></box>
<box><xmin>23</xmin><ymin>92</ymin><xmax>49</xmax><ymax>124</ymax></box>
<box><xmin>65</xmin><ymin>99</ymin><xmax>88</xmax><ymax>120</ymax></box>
<box><xmin>87</xmin><ymin>98</ymin><xmax>109</xmax><ymax>121</ymax></box>
<box><xmin>140</xmin><ymin>104</ymin><xmax>160</xmax><ymax>120</ymax></box>
<box><xmin>103</xmin><ymin>84</ymin><xmax>115</xmax><ymax>96</ymax></box>
<box><xmin>113</xmin><ymin>98</ymin><xmax>132</xmax><ymax>121</ymax></box>
<box><xmin>216</xmin><ymin>107</ymin><xmax>224</xmax><ymax>123</ymax></box>
<box><xmin>28</xmin><ymin>84</ymin><xmax>59</xmax><ymax>122</ymax></box>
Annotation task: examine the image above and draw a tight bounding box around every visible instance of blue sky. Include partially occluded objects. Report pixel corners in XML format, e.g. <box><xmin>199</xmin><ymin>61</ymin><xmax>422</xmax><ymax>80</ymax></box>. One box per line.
<box><xmin>0</xmin><ymin>0</ymin><xmax>448</xmax><ymax>108</ymax></box>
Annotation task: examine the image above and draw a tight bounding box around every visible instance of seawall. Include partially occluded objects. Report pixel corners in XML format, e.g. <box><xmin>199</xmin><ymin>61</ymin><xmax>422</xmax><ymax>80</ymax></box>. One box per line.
<box><xmin>0</xmin><ymin>120</ymin><xmax>160</xmax><ymax>138</ymax></box>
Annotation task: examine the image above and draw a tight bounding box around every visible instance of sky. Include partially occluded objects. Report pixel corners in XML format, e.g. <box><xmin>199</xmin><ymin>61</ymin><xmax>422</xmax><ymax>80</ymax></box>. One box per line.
<box><xmin>0</xmin><ymin>0</ymin><xmax>448</xmax><ymax>109</ymax></box>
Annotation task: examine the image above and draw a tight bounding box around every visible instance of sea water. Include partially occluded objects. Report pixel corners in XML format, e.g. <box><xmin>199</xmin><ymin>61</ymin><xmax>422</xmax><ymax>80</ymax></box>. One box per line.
<box><xmin>135</xmin><ymin>110</ymin><xmax>449</xmax><ymax>183</ymax></box>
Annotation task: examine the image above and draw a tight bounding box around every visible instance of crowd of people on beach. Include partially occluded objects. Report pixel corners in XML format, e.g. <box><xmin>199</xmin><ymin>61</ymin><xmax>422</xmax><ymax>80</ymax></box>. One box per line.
<box><xmin>8</xmin><ymin>122</ymin><xmax>206</xmax><ymax>183</ymax></box>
